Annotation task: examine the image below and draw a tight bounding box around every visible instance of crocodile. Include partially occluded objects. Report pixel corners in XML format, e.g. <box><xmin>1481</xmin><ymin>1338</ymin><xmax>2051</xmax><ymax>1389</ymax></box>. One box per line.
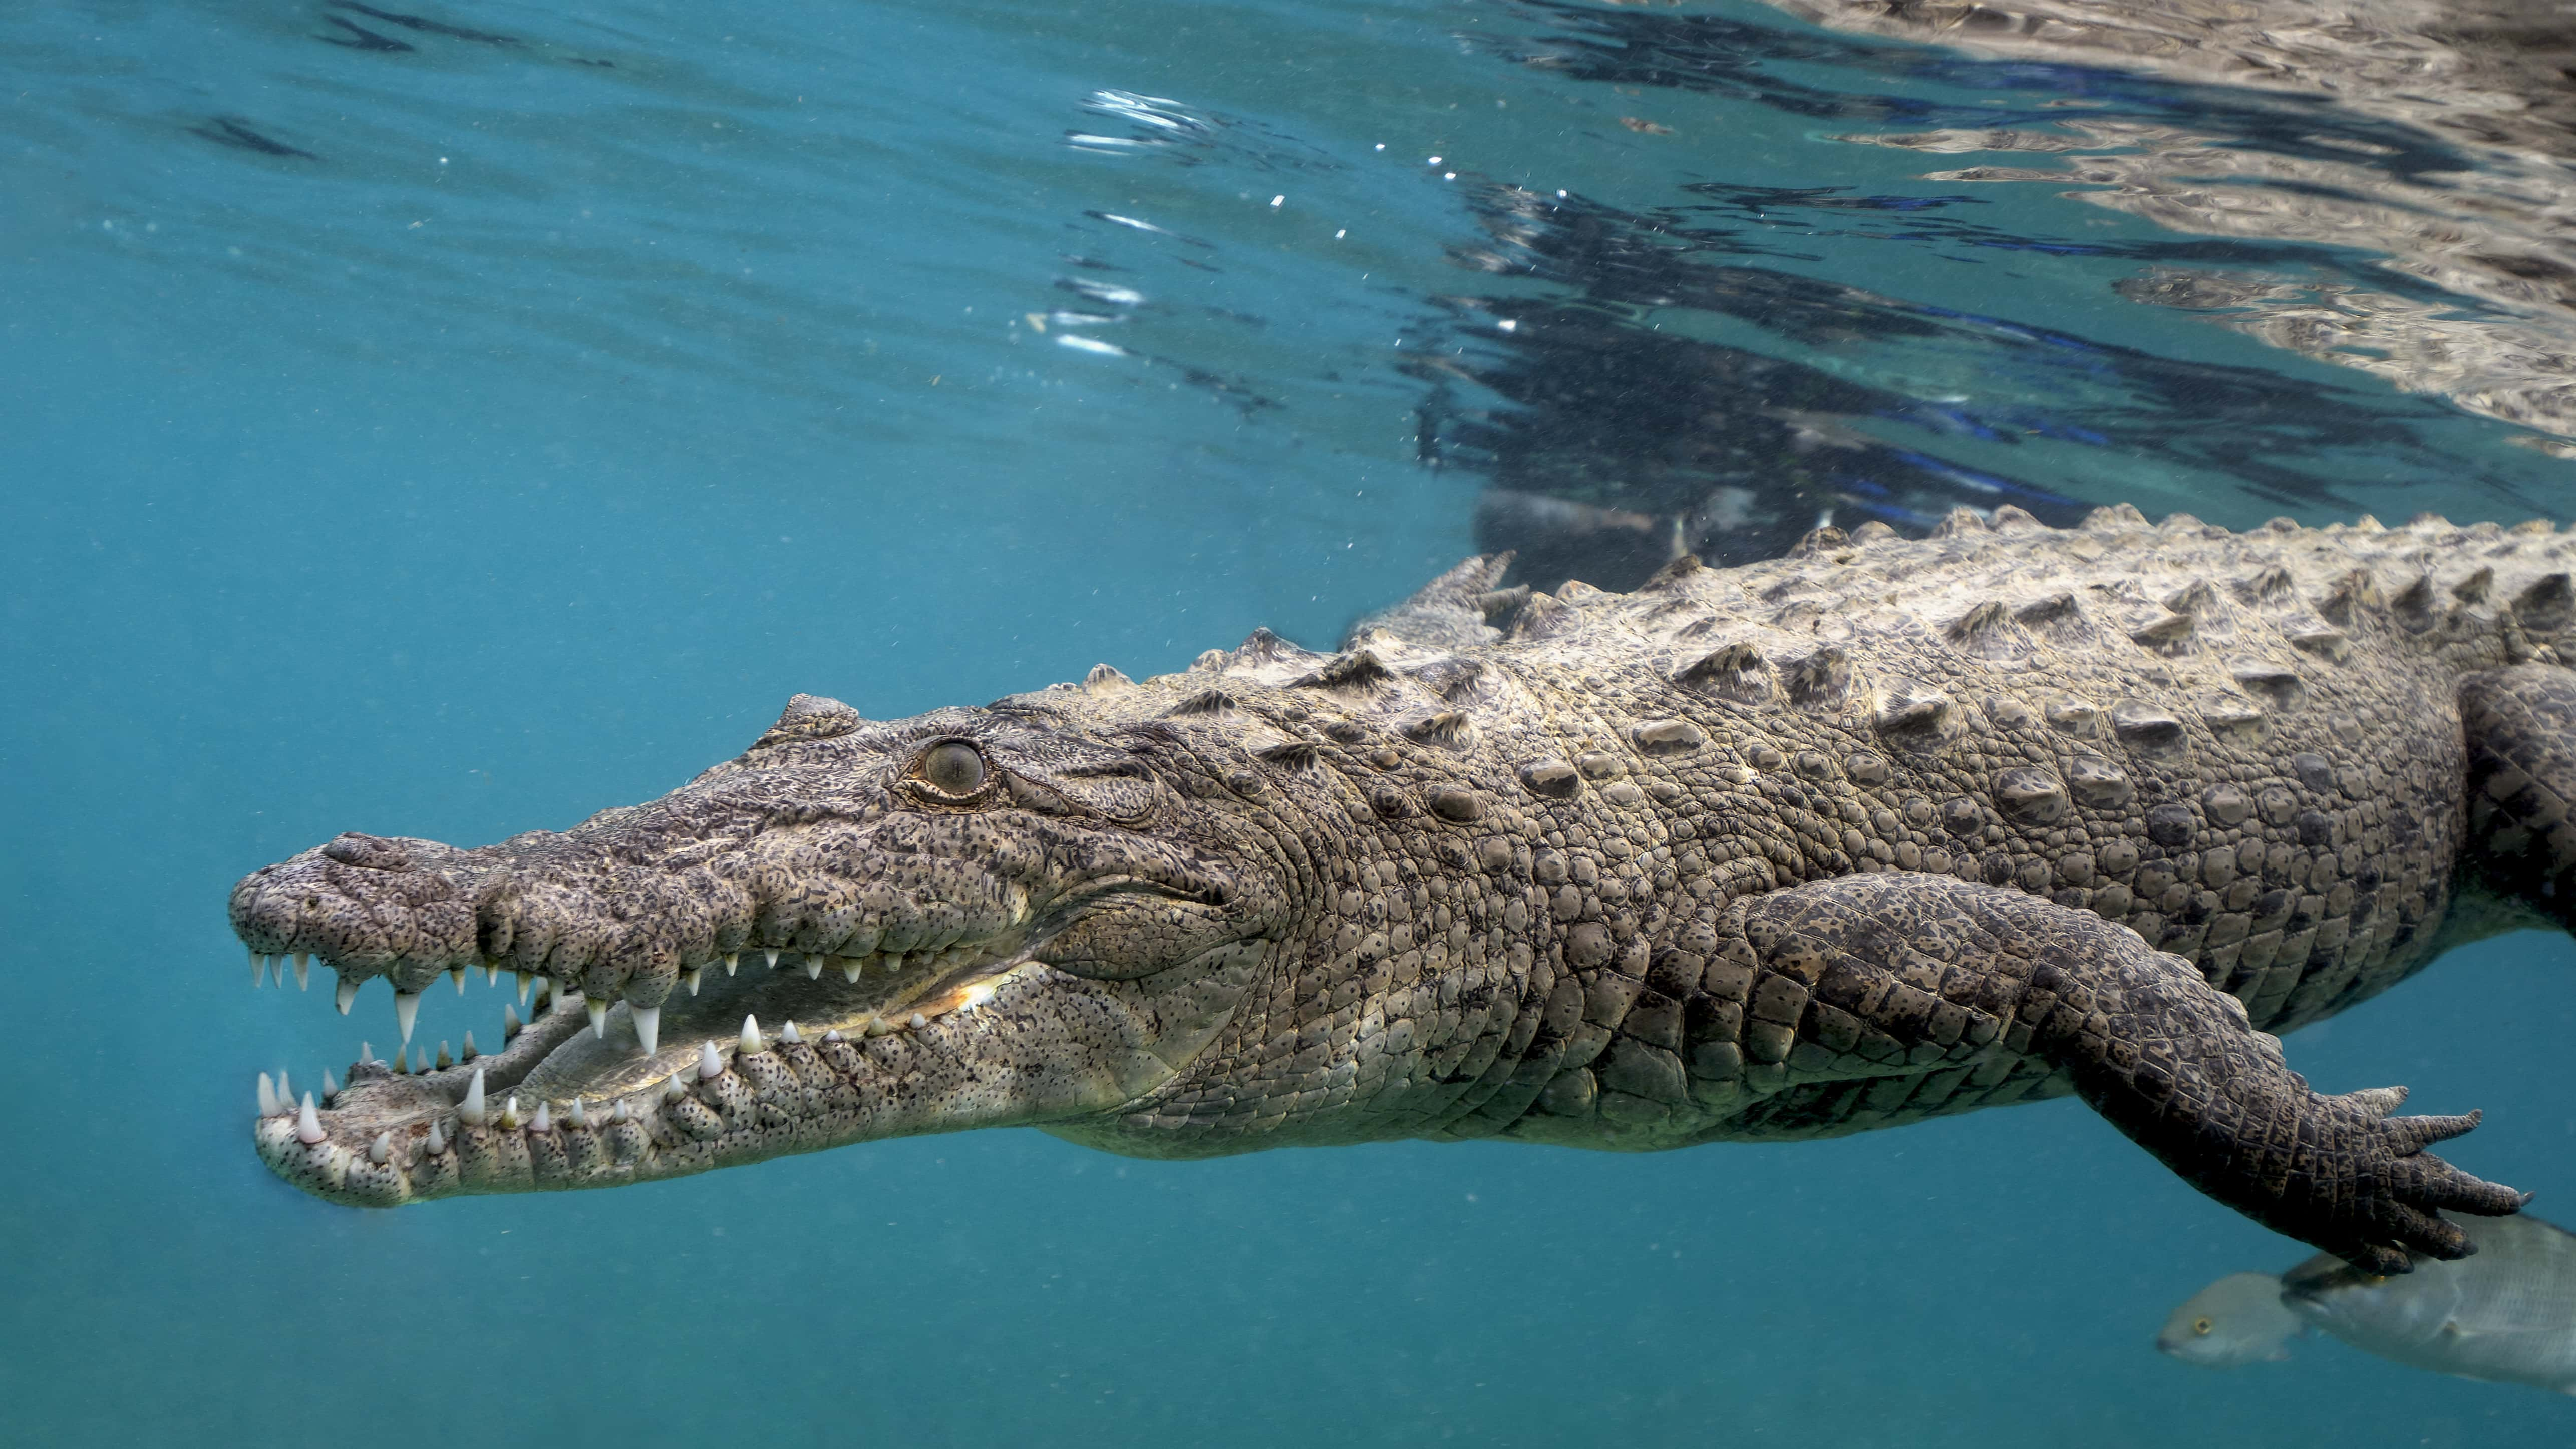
<box><xmin>229</xmin><ymin>503</ymin><xmax>2576</xmax><ymax>1271</ymax></box>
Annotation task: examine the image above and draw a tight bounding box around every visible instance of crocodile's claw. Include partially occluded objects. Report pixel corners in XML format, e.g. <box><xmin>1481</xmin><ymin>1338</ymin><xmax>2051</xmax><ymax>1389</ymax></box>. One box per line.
<box><xmin>2298</xmin><ymin>1091</ymin><xmax>2529</xmax><ymax>1273</ymax></box>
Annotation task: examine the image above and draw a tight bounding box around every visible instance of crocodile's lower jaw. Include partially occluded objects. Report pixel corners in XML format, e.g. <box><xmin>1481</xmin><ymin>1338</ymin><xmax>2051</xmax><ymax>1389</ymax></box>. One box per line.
<box><xmin>248</xmin><ymin>946</ymin><xmax>1030</xmax><ymax>1206</ymax></box>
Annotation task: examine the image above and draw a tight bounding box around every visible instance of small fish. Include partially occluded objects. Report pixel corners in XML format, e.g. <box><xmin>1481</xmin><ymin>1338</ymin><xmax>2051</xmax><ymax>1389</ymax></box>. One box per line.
<box><xmin>2284</xmin><ymin>1211</ymin><xmax>2576</xmax><ymax>1395</ymax></box>
<box><xmin>2157</xmin><ymin>1271</ymin><xmax>2305</xmax><ymax>1367</ymax></box>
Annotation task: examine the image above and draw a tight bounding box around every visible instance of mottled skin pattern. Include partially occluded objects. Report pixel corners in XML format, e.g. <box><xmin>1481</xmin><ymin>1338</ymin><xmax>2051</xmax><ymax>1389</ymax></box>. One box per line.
<box><xmin>233</xmin><ymin>503</ymin><xmax>2576</xmax><ymax>1270</ymax></box>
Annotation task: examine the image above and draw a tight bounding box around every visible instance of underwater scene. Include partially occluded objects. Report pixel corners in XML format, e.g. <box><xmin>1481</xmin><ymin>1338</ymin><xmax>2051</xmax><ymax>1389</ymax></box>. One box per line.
<box><xmin>7</xmin><ymin>0</ymin><xmax>2576</xmax><ymax>1442</ymax></box>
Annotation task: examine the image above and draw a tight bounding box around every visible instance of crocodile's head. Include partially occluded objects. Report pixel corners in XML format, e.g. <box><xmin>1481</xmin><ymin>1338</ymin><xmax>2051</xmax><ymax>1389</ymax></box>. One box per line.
<box><xmin>230</xmin><ymin>688</ymin><xmax>1301</xmax><ymax>1205</ymax></box>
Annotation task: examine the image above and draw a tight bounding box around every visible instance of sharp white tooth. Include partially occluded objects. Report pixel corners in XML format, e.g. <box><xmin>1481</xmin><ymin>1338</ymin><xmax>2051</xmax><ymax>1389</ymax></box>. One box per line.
<box><xmin>863</xmin><ymin>1017</ymin><xmax>892</xmax><ymax>1037</ymax></box>
<box><xmin>295</xmin><ymin>1093</ymin><xmax>326</xmax><ymax>1145</ymax></box>
<box><xmin>483</xmin><ymin>964</ymin><xmax>498</xmax><ymax>986</ymax></box>
<box><xmin>804</xmin><ymin>957</ymin><xmax>823</xmax><ymax>981</ymax></box>
<box><xmin>763</xmin><ymin>949</ymin><xmax>779</xmax><ymax>971</ymax></box>
<box><xmin>293</xmin><ymin>954</ymin><xmax>310</xmax><ymax>991</ymax></box>
<box><xmin>697</xmin><ymin>1042</ymin><xmax>722</xmax><ymax>1081</ymax></box>
<box><xmin>450</xmin><ymin>967</ymin><xmax>467</xmax><ymax>995</ymax></box>
<box><xmin>724</xmin><ymin>952</ymin><xmax>739</xmax><ymax>976</ymax></box>
<box><xmin>534</xmin><ymin>974</ymin><xmax>555</xmax><ymax>1005</ymax></box>
<box><xmin>632</xmin><ymin>1004</ymin><xmax>661</xmax><ymax>1056</ymax></box>
<box><xmin>885</xmin><ymin>952</ymin><xmax>907</xmax><ymax>974</ymax></box>
<box><xmin>529</xmin><ymin>1101</ymin><xmax>552</xmax><ymax>1134</ymax></box>
<box><xmin>394</xmin><ymin>1047</ymin><xmax>411</xmax><ymax>1075</ymax></box>
<box><xmin>841</xmin><ymin>959</ymin><xmax>862</xmax><ymax>984</ymax></box>
<box><xmin>740</xmin><ymin>1015</ymin><xmax>765</xmax><ymax>1055</ymax></box>
<box><xmin>685</xmin><ymin>968</ymin><xmax>704</xmax><ymax>997</ymax></box>
<box><xmin>585</xmin><ymin>996</ymin><xmax>609</xmax><ymax>1039</ymax></box>
<box><xmin>358</xmin><ymin>1042</ymin><xmax>373</xmax><ymax>1065</ymax></box>
<box><xmin>336</xmin><ymin>975</ymin><xmax>359</xmax><ymax>1015</ymax></box>
<box><xmin>276</xmin><ymin>1069</ymin><xmax>293</xmax><ymax>1107</ymax></box>
<box><xmin>781</xmin><ymin>1020</ymin><xmax>802</xmax><ymax>1045</ymax></box>
<box><xmin>567</xmin><ymin>1098</ymin><xmax>589</xmax><ymax>1129</ymax></box>
<box><xmin>459</xmin><ymin>1067</ymin><xmax>488</xmax><ymax>1127</ymax></box>
<box><xmin>514</xmin><ymin>971</ymin><xmax>530</xmax><ymax>1004</ymax></box>
<box><xmin>257</xmin><ymin>1073</ymin><xmax>280</xmax><ymax>1116</ymax></box>
<box><xmin>461</xmin><ymin>1031</ymin><xmax>478</xmax><ymax>1061</ymax></box>
<box><xmin>249</xmin><ymin>950</ymin><xmax>265</xmax><ymax>988</ymax></box>
<box><xmin>500</xmin><ymin>1095</ymin><xmax>522</xmax><ymax>1131</ymax></box>
<box><xmin>909</xmin><ymin>1013</ymin><xmax>928</xmax><ymax>1030</ymax></box>
<box><xmin>823</xmin><ymin>1029</ymin><xmax>844</xmax><ymax>1044</ymax></box>
<box><xmin>368</xmin><ymin>1131</ymin><xmax>392</xmax><ymax>1165</ymax></box>
<box><xmin>426</xmin><ymin>1120</ymin><xmax>446</xmax><ymax>1154</ymax></box>
<box><xmin>435</xmin><ymin>1041</ymin><xmax>454</xmax><ymax>1070</ymax></box>
<box><xmin>395</xmin><ymin>991</ymin><xmax>421</xmax><ymax>1046</ymax></box>
<box><xmin>613</xmin><ymin>1099</ymin><xmax>632</xmax><ymax>1123</ymax></box>
<box><xmin>321</xmin><ymin>1068</ymin><xmax>338</xmax><ymax>1103</ymax></box>
<box><xmin>503</xmin><ymin>1004</ymin><xmax>523</xmax><ymax>1040</ymax></box>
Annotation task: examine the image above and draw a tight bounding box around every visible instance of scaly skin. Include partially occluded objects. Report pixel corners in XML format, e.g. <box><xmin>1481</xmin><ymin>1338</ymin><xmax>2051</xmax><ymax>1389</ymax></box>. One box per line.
<box><xmin>231</xmin><ymin>504</ymin><xmax>2567</xmax><ymax>1269</ymax></box>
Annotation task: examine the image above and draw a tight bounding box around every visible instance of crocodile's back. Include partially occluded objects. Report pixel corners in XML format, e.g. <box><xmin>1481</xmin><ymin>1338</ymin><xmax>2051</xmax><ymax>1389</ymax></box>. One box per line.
<box><xmin>1340</xmin><ymin>506</ymin><xmax>2576</xmax><ymax>1143</ymax></box>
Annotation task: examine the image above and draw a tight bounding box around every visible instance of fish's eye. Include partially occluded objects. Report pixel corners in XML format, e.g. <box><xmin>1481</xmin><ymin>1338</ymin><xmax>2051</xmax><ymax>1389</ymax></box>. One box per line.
<box><xmin>2192</xmin><ymin>1318</ymin><xmax>2213</xmax><ymax>1336</ymax></box>
<box><xmin>915</xmin><ymin>740</ymin><xmax>989</xmax><ymax>797</ymax></box>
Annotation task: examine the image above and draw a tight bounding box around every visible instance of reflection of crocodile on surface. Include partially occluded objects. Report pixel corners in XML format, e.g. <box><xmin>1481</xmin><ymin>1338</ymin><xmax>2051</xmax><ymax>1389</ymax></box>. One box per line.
<box><xmin>233</xmin><ymin>504</ymin><xmax>2576</xmax><ymax>1275</ymax></box>
<box><xmin>1760</xmin><ymin>0</ymin><xmax>2576</xmax><ymax>443</ymax></box>
<box><xmin>1410</xmin><ymin>172</ymin><xmax>2523</xmax><ymax>595</ymax></box>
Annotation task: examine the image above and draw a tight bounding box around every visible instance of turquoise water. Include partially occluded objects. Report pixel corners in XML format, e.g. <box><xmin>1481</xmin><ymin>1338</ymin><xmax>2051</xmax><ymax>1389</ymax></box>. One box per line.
<box><xmin>6</xmin><ymin>1</ymin><xmax>2574</xmax><ymax>1443</ymax></box>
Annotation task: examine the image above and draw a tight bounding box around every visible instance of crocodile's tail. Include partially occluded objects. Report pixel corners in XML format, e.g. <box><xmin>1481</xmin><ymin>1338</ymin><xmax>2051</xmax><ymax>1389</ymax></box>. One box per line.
<box><xmin>2461</xmin><ymin>664</ymin><xmax>2576</xmax><ymax>929</ymax></box>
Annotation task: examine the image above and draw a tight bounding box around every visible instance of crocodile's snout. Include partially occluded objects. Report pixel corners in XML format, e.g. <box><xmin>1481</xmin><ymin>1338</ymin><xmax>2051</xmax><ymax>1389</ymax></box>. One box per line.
<box><xmin>230</xmin><ymin>832</ymin><xmax>492</xmax><ymax>998</ymax></box>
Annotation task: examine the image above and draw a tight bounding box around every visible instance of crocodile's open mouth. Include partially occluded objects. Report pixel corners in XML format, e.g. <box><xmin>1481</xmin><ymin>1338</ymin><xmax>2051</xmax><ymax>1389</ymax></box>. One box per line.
<box><xmin>228</xmin><ymin>693</ymin><xmax>1277</xmax><ymax>1206</ymax></box>
<box><xmin>244</xmin><ymin>937</ymin><xmax>1035</xmax><ymax>1205</ymax></box>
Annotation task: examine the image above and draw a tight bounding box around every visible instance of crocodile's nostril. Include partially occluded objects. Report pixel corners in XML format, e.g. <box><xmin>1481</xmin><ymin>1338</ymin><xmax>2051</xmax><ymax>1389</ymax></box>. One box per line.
<box><xmin>320</xmin><ymin>832</ymin><xmax>412</xmax><ymax>871</ymax></box>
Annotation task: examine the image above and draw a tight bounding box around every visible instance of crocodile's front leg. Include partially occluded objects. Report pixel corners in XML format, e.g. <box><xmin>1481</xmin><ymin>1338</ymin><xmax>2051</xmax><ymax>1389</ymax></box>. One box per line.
<box><xmin>1718</xmin><ymin>873</ymin><xmax>2527</xmax><ymax>1272</ymax></box>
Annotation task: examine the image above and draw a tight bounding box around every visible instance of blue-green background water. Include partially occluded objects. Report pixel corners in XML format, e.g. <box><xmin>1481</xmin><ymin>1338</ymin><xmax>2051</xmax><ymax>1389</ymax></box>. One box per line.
<box><xmin>6</xmin><ymin>1</ymin><xmax>2573</xmax><ymax>1443</ymax></box>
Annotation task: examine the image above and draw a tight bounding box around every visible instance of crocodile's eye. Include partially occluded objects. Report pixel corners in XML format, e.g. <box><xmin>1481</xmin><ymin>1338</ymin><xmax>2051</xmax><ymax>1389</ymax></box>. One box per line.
<box><xmin>916</xmin><ymin>740</ymin><xmax>988</xmax><ymax>797</ymax></box>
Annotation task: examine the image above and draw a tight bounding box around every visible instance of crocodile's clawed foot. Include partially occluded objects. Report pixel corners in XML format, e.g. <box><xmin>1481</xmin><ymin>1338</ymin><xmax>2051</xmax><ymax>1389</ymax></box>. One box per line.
<box><xmin>2299</xmin><ymin>1089</ymin><xmax>2530</xmax><ymax>1273</ymax></box>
